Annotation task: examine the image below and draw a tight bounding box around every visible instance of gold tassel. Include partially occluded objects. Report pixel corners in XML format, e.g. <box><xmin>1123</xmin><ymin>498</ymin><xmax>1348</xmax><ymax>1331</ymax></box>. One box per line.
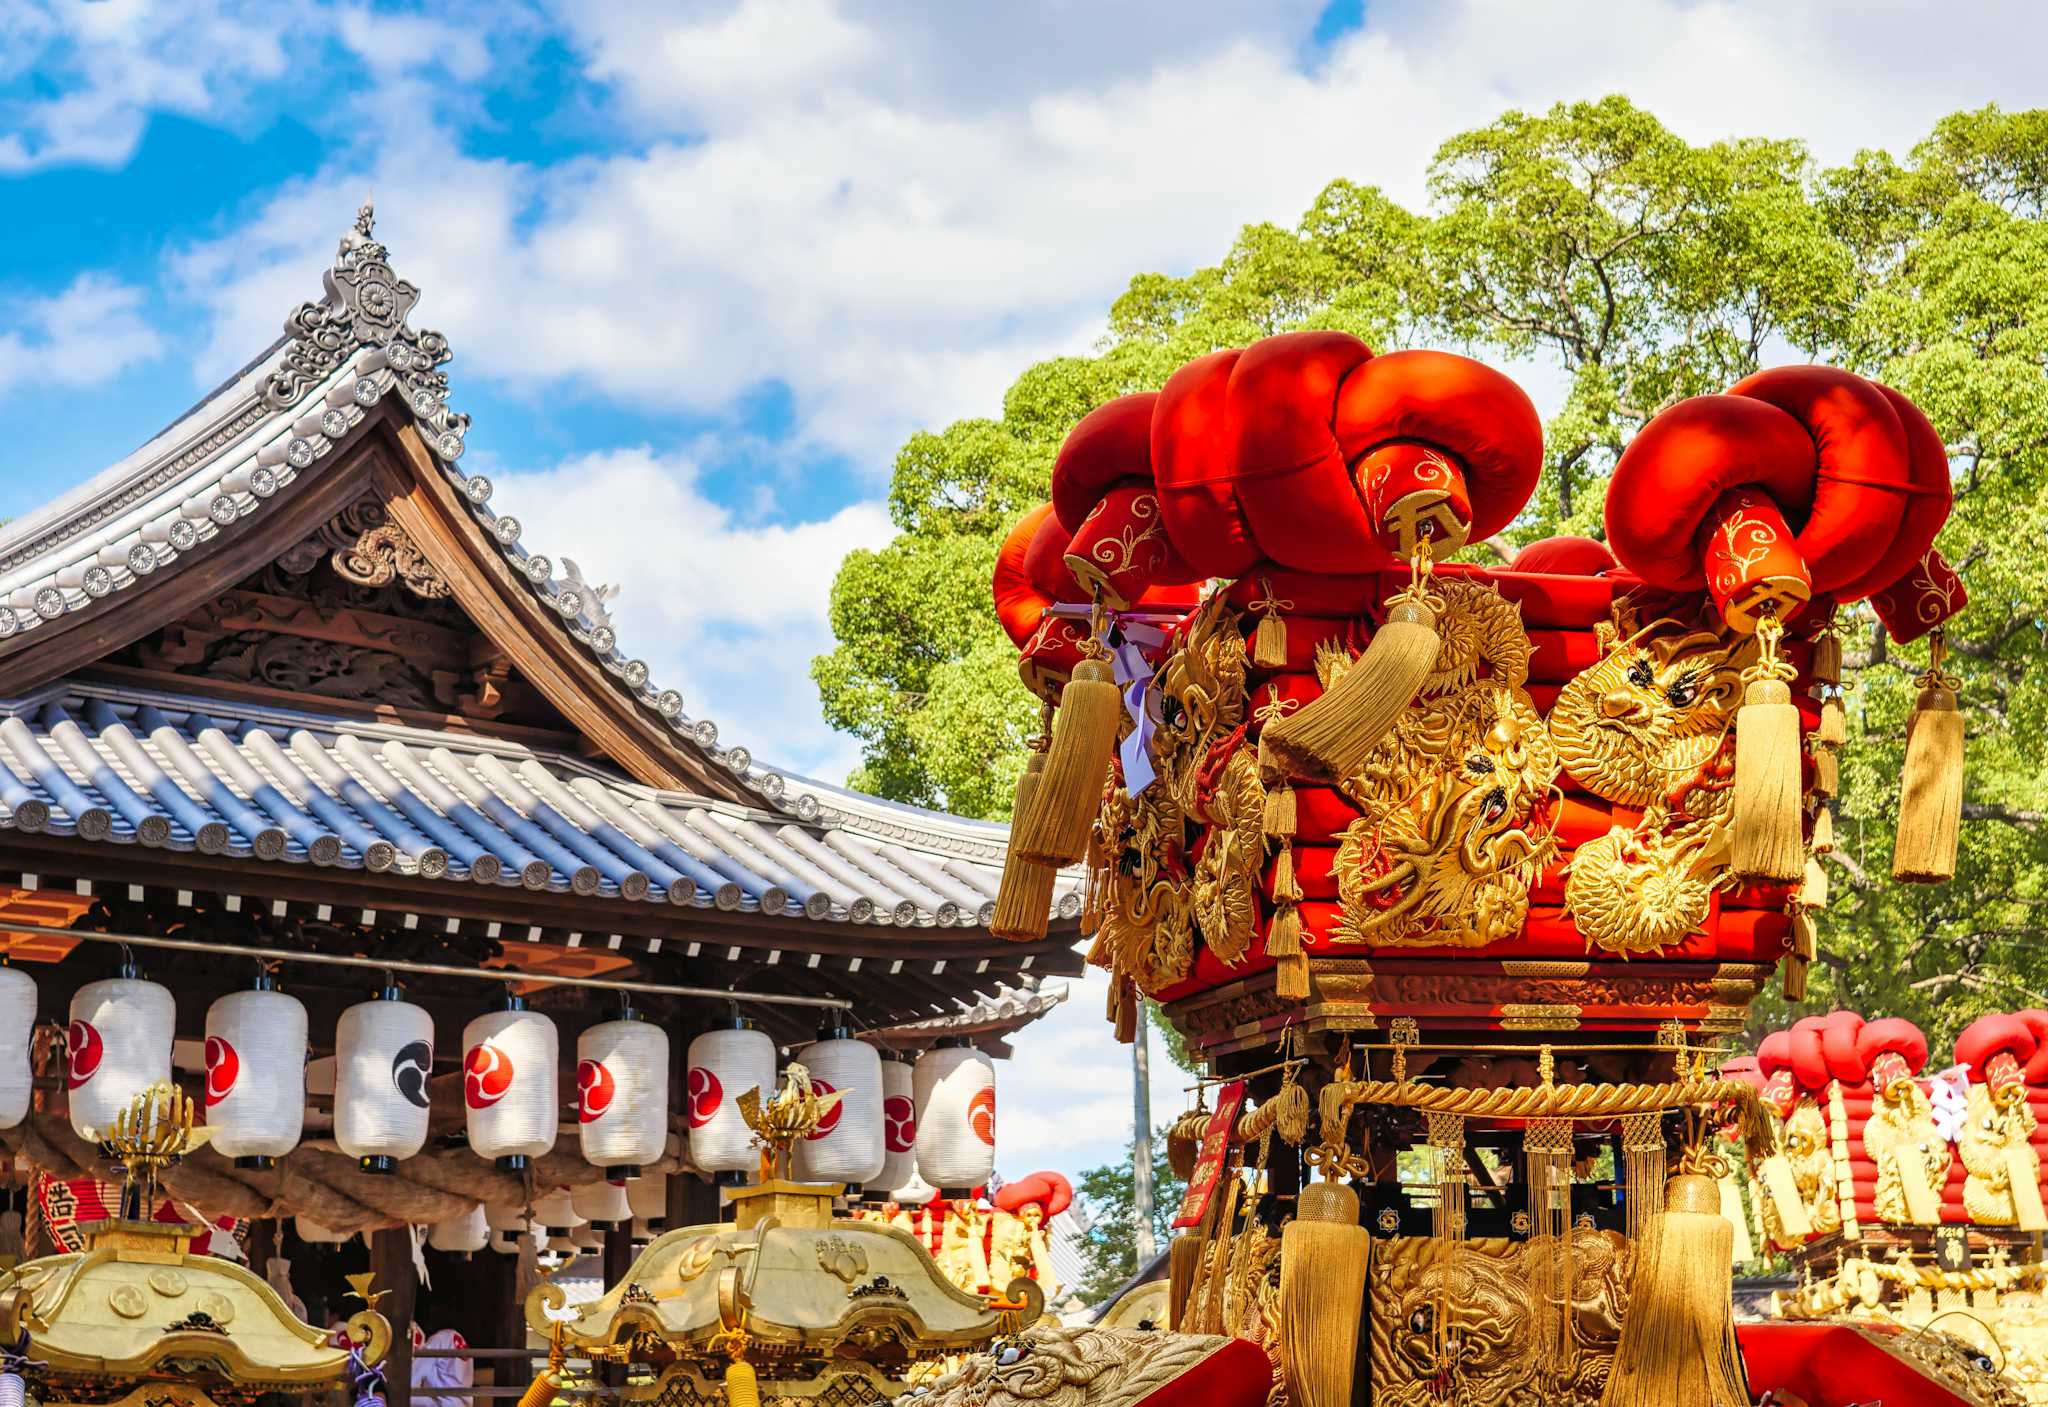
<box><xmin>1272</xmin><ymin>845</ymin><xmax>1301</xmax><ymax>904</ymax></box>
<box><xmin>1012</xmin><ymin>654</ymin><xmax>1122</xmax><ymax>867</ymax></box>
<box><xmin>1599</xmin><ymin>1172</ymin><xmax>1749</xmax><ymax>1407</ymax></box>
<box><xmin>1267</xmin><ymin>900</ymin><xmax>1307</xmax><ymax>1000</ymax></box>
<box><xmin>1782</xmin><ymin>953</ymin><xmax>1808</xmax><ymax>1001</ymax></box>
<box><xmin>1812</xmin><ymin>627</ymin><xmax>1843</xmax><ymax>687</ymax></box>
<box><xmin>1892</xmin><ymin>636</ymin><xmax>1963</xmax><ymax>885</ymax></box>
<box><xmin>1262</xmin><ymin>781</ymin><xmax>1296</xmax><ymax>839</ymax></box>
<box><xmin>1166</xmin><ymin>1108</ymin><xmax>1205</xmax><ymax>1181</ymax></box>
<box><xmin>1250</xmin><ymin>577</ymin><xmax>1292</xmax><ymax>669</ymax></box>
<box><xmin>1260</xmin><ymin>557</ymin><xmax>1440</xmax><ymax>785</ymax></box>
<box><xmin>992</xmin><ymin>751</ymin><xmax>1056</xmax><ymax>941</ymax></box>
<box><xmin>1621</xmin><ymin>1113</ymin><xmax>1666</xmax><ymax>1247</ymax></box>
<box><xmin>1817</xmin><ymin>694</ymin><xmax>1846</xmax><ymax>748</ymax></box>
<box><xmin>1733</xmin><ymin>617</ymin><xmax>1804</xmax><ymax>883</ymax></box>
<box><xmin>1167</xmin><ymin>1231</ymin><xmax>1204</xmax><ymax>1330</ymax></box>
<box><xmin>1113</xmin><ymin>979</ymin><xmax>1138</xmax><ymax>1045</ymax></box>
<box><xmin>722</xmin><ymin>1358</ymin><xmax>760</xmax><ymax>1407</ymax></box>
<box><xmin>1278</xmin><ymin>1179</ymin><xmax>1368</xmax><ymax>1407</ymax></box>
<box><xmin>1811</xmin><ymin>802</ymin><xmax>1835</xmax><ymax>854</ymax></box>
<box><xmin>1799</xmin><ymin>856</ymin><xmax>1828</xmax><ymax>910</ymax></box>
<box><xmin>1810</xmin><ymin>746</ymin><xmax>1838</xmax><ymax>799</ymax></box>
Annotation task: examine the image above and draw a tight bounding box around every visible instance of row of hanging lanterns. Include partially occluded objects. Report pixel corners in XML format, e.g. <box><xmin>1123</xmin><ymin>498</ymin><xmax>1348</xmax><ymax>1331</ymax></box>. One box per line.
<box><xmin>13</xmin><ymin>967</ymin><xmax>998</xmax><ymax>1198</ymax></box>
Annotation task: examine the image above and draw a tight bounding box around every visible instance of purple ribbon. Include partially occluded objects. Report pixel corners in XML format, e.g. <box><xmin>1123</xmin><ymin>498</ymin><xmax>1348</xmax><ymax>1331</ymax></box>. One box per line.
<box><xmin>1045</xmin><ymin>605</ymin><xmax>1174</xmax><ymax>796</ymax></box>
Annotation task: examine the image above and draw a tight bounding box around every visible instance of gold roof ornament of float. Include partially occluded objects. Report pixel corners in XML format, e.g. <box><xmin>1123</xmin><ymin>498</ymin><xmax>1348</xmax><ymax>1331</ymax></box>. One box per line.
<box><xmin>524</xmin><ymin>1065</ymin><xmax>1043</xmax><ymax>1406</ymax></box>
<box><xmin>0</xmin><ymin>1084</ymin><xmax>390</xmax><ymax>1407</ymax></box>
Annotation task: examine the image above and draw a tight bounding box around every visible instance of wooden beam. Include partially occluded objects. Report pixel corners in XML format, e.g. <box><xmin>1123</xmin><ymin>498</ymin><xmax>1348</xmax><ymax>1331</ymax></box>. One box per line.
<box><xmin>375</xmin><ymin>421</ymin><xmax>748</xmax><ymax>800</ymax></box>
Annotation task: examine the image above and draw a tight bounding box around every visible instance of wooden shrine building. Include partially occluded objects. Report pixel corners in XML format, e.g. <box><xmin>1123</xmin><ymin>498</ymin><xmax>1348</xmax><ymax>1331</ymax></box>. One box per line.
<box><xmin>0</xmin><ymin>205</ymin><xmax>1081</xmax><ymax>1398</ymax></box>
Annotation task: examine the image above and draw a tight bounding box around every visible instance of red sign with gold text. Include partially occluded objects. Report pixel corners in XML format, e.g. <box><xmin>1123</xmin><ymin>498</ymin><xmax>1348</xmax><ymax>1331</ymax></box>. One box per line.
<box><xmin>1172</xmin><ymin>1080</ymin><xmax>1245</xmax><ymax>1229</ymax></box>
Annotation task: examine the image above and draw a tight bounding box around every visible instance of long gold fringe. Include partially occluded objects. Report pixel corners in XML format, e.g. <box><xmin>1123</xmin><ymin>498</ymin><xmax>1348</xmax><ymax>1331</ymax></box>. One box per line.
<box><xmin>1732</xmin><ymin>618</ymin><xmax>1804</xmax><ymax>883</ymax></box>
<box><xmin>1279</xmin><ymin>1180</ymin><xmax>1368</xmax><ymax>1407</ymax></box>
<box><xmin>1525</xmin><ymin>1118</ymin><xmax>1575</xmax><ymax>1383</ymax></box>
<box><xmin>1260</xmin><ymin>561</ymin><xmax>1441</xmax><ymax>785</ymax></box>
<box><xmin>1427</xmin><ymin>1111</ymin><xmax>1467</xmax><ymax>1374</ymax></box>
<box><xmin>1893</xmin><ymin>638</ymin><xmax>1964</xmax><ymax>885</ymax></box>
<box><xmin>1012</xmin><ymin>656</ymin><xmax>1121</xmax><ymax>867</ymax></box>
<box><xmin>1620</xmin><ymin>1112</ymin><xmax>1666</xmax><ymax>1247</ymax></box>
<box><xmin>1600</xmin><ymin>1173</ymin><xmax>1748</xmax><ymax>1407</ymax></box>
<box><xmin>991</xmin><ymin>752</ymin><xmax>1055</xmax><ymax>941</ymax></box>
<box><xmin>1167</xmin><ymin>1232</ymin><xmax>1203</xmax><ymax>1330</ymax></box>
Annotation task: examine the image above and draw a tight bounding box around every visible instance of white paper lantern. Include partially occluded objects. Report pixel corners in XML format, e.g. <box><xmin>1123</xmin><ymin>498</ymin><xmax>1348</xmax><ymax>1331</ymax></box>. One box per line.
<box><xmin>874</xmin><ymin>1055</ymin><xmax>917</xmax><ymax>1199</ymax></box>
<box><xmin>889</xmin><ymin>1169</ymin><xmax>937</xmax><ymax>1206</ymax></box>
<box><xmin>571</xmin><ymin>1178</ymin><xmax>632</xmax><ymax>1228</ymax></box>
<box><xmin>68</xmin><ymin>973</ymin><xmax>174</xmax><ymax>1141</ymax></box>
<box><xmin>204</xmin><ymin>981</ymin><xmax>307</xmax><ymax>1166</ymax></box>
<box><xmin>913</xmin><ymin>1041</ymin><xmax>996</xmax><ymax>1194</ymax></box>
<box><xmin>571</xmin><ymin>1225</ymin><xmax>603</xmax><ymax>1252</ymax></box>
<box><xmin>462</xmin><ymin>1000</ymin><xmax>558</xmax><ymax>1169</ymax></box>
<box><xmin>427</xmin><ymin>1203</ymin><xmax>489</xmax><ymax>1254</ymax></box>
<box><xmin>794</xmin><ymin>1028</ymin><xmax>885</xmax><ymax>1190</ymax></box>
<box><xmin>485</xmin><ymin>1204</ymin><xmax>534</xmax><ymax>1254</ymax></box>
<box><xmin>578</xmin><ymin>1011</ymin><xmax>668</xmax><ymax>1176</ymax></box>
<box><xmin>686</xmin><ymin>1021</ymin><xmax>775</xmax><ymax>1178</ymax></box>
<box><xmin>531</xmin><ymin>1186</ymin><xmax>583</xmax><ymax>1233</ymax></box>
<box><xmin>335</xmin><ymin>988</ymin><xmax>433</xmax><ymax>1171</ymax></box>
<box><xmin>0</xmin><ymin>967</ymin><xmax>35</xmax><ymax>1130</ymax></box>
<box><xmin>626</xmin><ymin>1173</ymin><xmax>669</xmax><ymax>1227</ymax></box>
<box><xmin>295</xmin><ymin>1217</ymin><xmax>349</xmax><ymax>1245</ymax></box>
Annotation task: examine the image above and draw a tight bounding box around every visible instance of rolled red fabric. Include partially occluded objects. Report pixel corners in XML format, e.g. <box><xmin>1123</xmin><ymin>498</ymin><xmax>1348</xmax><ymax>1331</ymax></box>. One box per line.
<box><xmin>1153</xmin><ymin>347</ymin><xmax>1261</xmax><ymax>577</ymax></box>
<box><xmin>1869</xmin><ymin>547</ymin><xmax>1968</xmax><ymax>645</ymax></box>
<box><xmin>1052</xmin><ymin>392</ymin><xmax>1201</xmax><ymax>608</ymax></box>
<box><xmin>2018</xmin><ymin>1009</ymin><xmax>2048</xmax><ymax>1084</ymax></box>
<box><xmin>1820</xmin><ymin>1010</ymin><xmax>1868</xmax><ymax>1085</ymax></box>
<box><xmin>1512</xmin><ymin>535</ymin><xmax>1618</xmax><ymax>576</ymax></box>
<box><xmin>1955</xmin><ymin>1012</ymin><xmax>2037</xmax><ymax>1086</ymax></box>
<box><xmin>1788</xmin><ymin>1019</ymin><xmax>1832</xmax><ymax>1092</ymax></box>
<box><xmin>1855</xmin><ymin>1018</ymin><xmax>1930</xmax><ymax>1090</ymax></box>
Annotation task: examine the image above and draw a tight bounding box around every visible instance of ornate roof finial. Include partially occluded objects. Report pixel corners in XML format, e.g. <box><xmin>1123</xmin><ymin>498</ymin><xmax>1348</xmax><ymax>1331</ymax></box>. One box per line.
<box><xmin>356</xmin><ymin>197</ymin><xmax>376</xmax><ymax>238</ymax></box>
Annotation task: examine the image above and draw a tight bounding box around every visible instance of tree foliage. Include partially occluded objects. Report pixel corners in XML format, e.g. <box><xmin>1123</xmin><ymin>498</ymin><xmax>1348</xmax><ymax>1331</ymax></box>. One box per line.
<box><xmin>814</xmin><ymin>98</ymin><xmax>2048</xmax><ymax>1044</ymax></box>
<box><xmin>1072</xmin><ymin>1128</ymin><xmax>1185</xmax><ymax>1307</ymax></box>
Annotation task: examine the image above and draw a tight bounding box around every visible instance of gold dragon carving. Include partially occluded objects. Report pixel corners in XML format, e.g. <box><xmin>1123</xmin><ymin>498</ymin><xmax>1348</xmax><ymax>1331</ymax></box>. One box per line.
<box><xmin>902</xmin><ymin>1325</ymin><xmax>1261</xmax><ymax>1407</ymax></box>
<box><xmin>1368</xmin><ymin>1231</ymin><xmax>1632</xmax><ymax>1407</ymax></box>
<box><xmin>1089</xmin><ymin>595</ymin><xmax>1263</xmax><ymax>992</ymax></box>
<box><xmin>1555</xmin><ymin>618</ymin><xmax>1757</xmax><ymax>956</ymax></box>
<box><xmin>1328</xmin><ymin>578</ymin><xmax>1560</xmax><ymax>949</ymax></box>
<box><xmin>1862</xmin><ymin>1077</ymin><xmax>1954</xmax><ymax>1226</ymax></box>
<box><xmin>1959</xmin><ymin>1083</ymin><xmax>2042</xmax><ymax>1226</ymax></box>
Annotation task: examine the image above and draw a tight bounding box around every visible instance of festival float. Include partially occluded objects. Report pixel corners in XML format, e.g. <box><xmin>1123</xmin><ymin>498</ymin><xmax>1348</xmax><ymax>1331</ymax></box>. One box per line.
<box><xmin>0</xmin><ymin>206</ymin><xmax>1086</xmax><ymax>1407</ymax></box>
<box><xmin>1728</xmin><ymin>1008</ymin><xmax>2048</xmax><ymax>1401</ymax></box>
<box><xmin>964</xmin><ymin>329</ymin><xmax>2029</xmax><ymax>1407</ymax></box>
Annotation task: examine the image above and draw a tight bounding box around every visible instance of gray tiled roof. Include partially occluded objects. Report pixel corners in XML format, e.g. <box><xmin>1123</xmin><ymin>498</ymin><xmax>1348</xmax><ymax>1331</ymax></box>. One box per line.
<box><xmin>0</xmin><ymin>682</ymin><xmax>1084</xmax><ymax>930</ymax></box>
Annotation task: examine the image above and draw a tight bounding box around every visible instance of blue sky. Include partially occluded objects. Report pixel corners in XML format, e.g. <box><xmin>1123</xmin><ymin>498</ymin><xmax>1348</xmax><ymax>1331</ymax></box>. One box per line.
<box><xmin>4</xmin><ymin>0</ymin><xmax>2043</xmax><ymax>1178</ymax></box>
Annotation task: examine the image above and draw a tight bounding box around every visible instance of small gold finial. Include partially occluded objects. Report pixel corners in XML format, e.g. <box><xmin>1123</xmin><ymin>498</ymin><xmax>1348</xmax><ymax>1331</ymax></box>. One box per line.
<box><xmin>736</xmin><ymin>1062</ymin><xmax>845</xmax><ymax>1181</ymax></box>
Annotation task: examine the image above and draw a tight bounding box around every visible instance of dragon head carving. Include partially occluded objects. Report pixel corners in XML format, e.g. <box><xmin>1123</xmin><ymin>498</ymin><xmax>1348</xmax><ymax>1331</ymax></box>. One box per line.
<box><xmin>1550</xmin><ymin>618</ymin><xmax>1751</xmax><ymax>808</ymax></box>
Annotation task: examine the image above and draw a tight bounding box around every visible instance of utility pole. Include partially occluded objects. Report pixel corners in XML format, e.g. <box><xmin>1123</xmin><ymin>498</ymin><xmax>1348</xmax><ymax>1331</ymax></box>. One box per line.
<box><xmin>1132</xmin><ymin>1000</ymin><xmax>1156</xmax><ymax>1263</ymax></box>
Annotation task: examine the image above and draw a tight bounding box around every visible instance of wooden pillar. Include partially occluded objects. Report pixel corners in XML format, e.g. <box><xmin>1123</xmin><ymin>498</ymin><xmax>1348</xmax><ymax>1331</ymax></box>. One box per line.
<box><xmin>491</xmin><ymin>1246</ymin><xmax>530</xmax><ymax>1394</ymax></box>
<box><xmin>246</xmin><ymin>1217</ymin><xmax>274</xmax><ymax>1286</ymax></box>
<box><xmin>668</xmin><ymin>1169</ymin><xmax>722</xmax><ymax>1229</ymax></box>
<box><xmin>372</xmin><ymin>1227</ymin><xmax>416</xmax><ymax>1407</ymax></box>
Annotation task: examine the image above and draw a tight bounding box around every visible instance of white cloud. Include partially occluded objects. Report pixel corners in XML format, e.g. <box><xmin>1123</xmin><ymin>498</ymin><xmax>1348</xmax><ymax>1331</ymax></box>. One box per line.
<box><xmin>172</xmin><ymin>0</ymin><xmax>2048</xmax><ymax>485</ymax></box>
<box><xmin>0</xmin><ymin>0</ymin><xmax>295</xmax><ymax>172</ymax></box>
<box><xmin>484</xmin><ymin>445</ymin><xmax>892</xmax><ymax>779</ymax></box>
<box><xmin>994</xmin><ymin>958</ymin><xmax>1189</xmax><ymax>1179</ymax></box>
<box><xmin>0</xmin><ymin>274</ymin><xmax>165</xmax><ymax>397</ymax></box>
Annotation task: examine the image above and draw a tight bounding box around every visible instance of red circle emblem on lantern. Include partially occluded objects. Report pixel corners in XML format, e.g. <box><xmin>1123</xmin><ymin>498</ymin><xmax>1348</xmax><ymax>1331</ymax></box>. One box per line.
<box><xmin>686</xmin><ymin>1067</ymin><xmax>722</xmax><ymax>1128</ymax></box>
<box><xmin>804</xmin><ymin>1079</ymin><xmax>842</xmax><ymax>1140</ymax></box>
<box><xmin>464</xmin><ymin>1042</ymin><xmax>514</xmax><ymax>1109</ymax></box>
<box><xmin>968</xmin><ymin>1087</ymin><xmax>996</xmax><ymax>1146</ymax></box>
<box><xmin>577</xmin><ymin>1059</ymin><xmax>615</xmax><ymax>1124</ymax></box>
<box><xmin>65</xmin><ymin>1020</ymin><xmax>102</xmax><ymax>1089</ymax></box>
<box><xmin>204</xmin><ymin>1035</ymin><xmax>240</xmax><ymax>1106</ymax></box>
<box><xmin>883</xmin><ymin>1095</ymin><xmax>916</xmax><ymax>1152</ymax></box>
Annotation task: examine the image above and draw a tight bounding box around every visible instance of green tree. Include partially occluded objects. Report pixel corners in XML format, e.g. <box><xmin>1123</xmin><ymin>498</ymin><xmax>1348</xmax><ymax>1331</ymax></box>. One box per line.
<box><xmin>816</xmin><ymin>98</ymin><xmax>2048</xmax><ymax>1044</ymax></box>
<box><xmin>1072</xmin><ymin>1129</ymin><xmax>1185</xmax><ymax>1306</ymax></box>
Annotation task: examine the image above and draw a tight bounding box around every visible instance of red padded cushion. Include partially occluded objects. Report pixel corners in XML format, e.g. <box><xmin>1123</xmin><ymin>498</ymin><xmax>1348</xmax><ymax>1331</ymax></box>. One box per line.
<box><xmin>1227</xmin><ymin>331</ymin><xmax>1382</xmax><ymax>573</ymax></box>
<box><xmin>1855</xmin><ymin>1018</ymin><xmax>1929</xmax><ymax>1078</ymax></box>
<box><xmin>1132</xmin><ymin>1337</ymin><xmax>1274</xmax><ymax>1407</ymax></box>
<box><xmin>1153</xmin><ymin>348</ymin><xmax>1260</xmax><ymax>577</ymax></box>
<box><xmin>1332</xmin><ymin>348</ymin><xmax>1544</xmax><ymax>544</ymax></box>
<box><xmin>1738</xmin><ymin>1321</ymin><xmax>1981</xmax><ymax>1407</ymax></box>
<box><xmin>1512</xmin><ymin>535</ymin><xmax>1617</xmax><ymax>576</ymax></box>
<box><xmin>1820</xmin><ymin>1009</ymin><xmax>1867</xmax><ymax>1085</ymax></box>
<box><xmin>1956</xmin><ymin>1012</ymin><xmax>2036</xmax><ymax>1081</ymax></box>
<box><xmin>1052</xmin><ymin>394</ymin><xmax>1157</xmax><ymax>532</ymax></box>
